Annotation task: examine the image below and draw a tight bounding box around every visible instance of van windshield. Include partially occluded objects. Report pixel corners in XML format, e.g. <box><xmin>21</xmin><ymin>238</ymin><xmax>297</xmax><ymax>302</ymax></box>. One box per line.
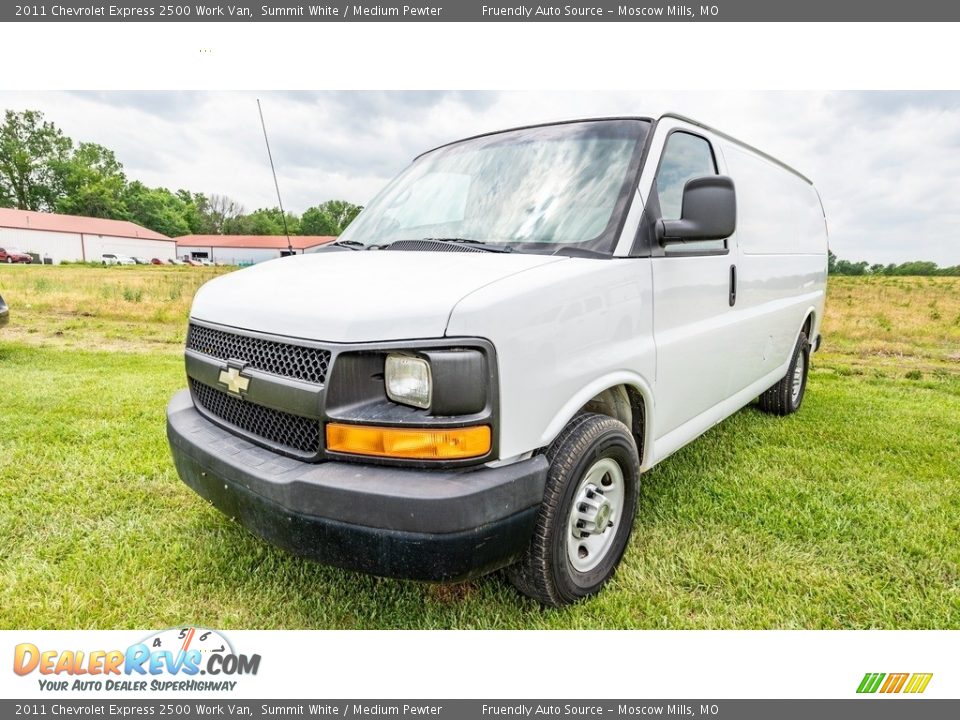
<box><xmin>317</xmin><ymin>119</ymin><xmax>650</xmax><ymax>257</ymax></box>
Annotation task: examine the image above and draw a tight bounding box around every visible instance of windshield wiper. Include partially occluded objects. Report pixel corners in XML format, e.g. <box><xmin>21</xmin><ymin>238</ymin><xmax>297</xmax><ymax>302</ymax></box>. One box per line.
<box><xmin>327</xmin><ymin>239</ymin><xmax>365</xmax><ymax>250</ymax></box>
<box><xmin>419</xmin><ymin>237</ymin><xmax>513</xmax><ymax>253</ymax></box>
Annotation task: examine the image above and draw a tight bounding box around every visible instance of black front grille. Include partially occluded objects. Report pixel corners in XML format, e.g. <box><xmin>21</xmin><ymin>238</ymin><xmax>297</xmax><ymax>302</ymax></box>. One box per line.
<box><xmin>190</xmin><ymin>379</ymin><xmax>321</xmax><ymax>456</ymax></box>
<box><xmin>187</xmin><ymin>323</ymin><xmax>331</xmax><ymax>385</ymax></box>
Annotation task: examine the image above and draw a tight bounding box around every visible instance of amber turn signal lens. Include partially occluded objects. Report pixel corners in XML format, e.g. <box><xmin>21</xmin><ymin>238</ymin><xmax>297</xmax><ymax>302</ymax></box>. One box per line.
<box><xmin>326</xmin><ymin>423</ymin><xmax>491</xmax><ymax>460</ymax></box>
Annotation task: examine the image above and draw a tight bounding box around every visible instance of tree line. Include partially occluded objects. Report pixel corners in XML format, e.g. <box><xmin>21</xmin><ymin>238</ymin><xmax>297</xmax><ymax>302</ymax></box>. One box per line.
<box><xmin>828</xmin><ymin>250</ymin><xmax>960</xmax><ymax>277</ymax></box>
<box><xmin>0</xmin><ymin>109</ymin><xmax>361</xmax><ymax>238</ymax></box>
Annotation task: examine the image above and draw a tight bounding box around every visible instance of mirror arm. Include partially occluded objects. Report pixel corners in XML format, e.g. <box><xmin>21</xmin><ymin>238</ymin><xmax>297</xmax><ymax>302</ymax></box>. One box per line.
<box><xmin>656</xmin><ymin>219</ymin><xmax>704</xmax><ymax>244</ymax></box>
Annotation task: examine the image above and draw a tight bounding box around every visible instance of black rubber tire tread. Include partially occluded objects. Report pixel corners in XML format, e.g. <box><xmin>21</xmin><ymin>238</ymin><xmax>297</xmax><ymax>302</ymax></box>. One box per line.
<box><xmin>505</xmin><ymin>412</ymin><xmax>640</xmax><ymax>607</ymax></box>
<box><xmin>758</xmin><ymin>331</ymin><xmax>810</xmax><ymax>416</ymax></box>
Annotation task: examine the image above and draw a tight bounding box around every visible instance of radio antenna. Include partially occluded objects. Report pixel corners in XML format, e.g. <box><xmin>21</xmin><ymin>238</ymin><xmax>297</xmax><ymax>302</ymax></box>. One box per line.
<box><xmin>256</xmin><ymin>98</ymin><xmax>294</xmax><ymax>258</ymax></box>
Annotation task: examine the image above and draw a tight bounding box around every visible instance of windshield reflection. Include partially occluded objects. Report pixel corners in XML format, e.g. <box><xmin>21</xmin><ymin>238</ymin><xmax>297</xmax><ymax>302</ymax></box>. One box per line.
<box><xmin>319</xmin><ymin>120</ymin><xmax>650</xmax><ymax>257</ymax></box>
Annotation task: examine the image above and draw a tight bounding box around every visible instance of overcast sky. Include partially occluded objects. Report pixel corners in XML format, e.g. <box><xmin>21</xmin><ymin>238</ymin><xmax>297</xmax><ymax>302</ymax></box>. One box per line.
<box><xmin>2</xmin><ymin>91</ymin><xmax>958</xmax><ymax>265</ymax></box>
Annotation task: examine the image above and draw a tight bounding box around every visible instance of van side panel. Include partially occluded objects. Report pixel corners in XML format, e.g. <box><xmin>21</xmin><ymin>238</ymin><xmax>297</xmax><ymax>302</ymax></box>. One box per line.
<box><xmin>725</xmin><ymin>143</ymin><xmax>828</xmax><ymax>256</ymax></box>
<box><xmin>721</xmin><ymin>141</ymin><xmax>828</xmax><ymax>396</ymax></box>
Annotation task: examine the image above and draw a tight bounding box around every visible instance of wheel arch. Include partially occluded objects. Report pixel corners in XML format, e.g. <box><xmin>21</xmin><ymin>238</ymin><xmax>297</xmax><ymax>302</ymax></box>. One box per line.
<box><xmin>539</xmin><ymin>373</ymin><xmax>654</xmax><ymax>471</ymax></box>
<box><xmin>800</xmin><ymin>308</ymin><xmax>815</xmax><ymax>340</ymax></box>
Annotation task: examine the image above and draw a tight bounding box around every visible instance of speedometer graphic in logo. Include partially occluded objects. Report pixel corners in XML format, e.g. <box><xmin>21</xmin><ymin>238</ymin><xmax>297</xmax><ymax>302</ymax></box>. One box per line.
<box><xmin>141</xmin><ymin>627</ymin><xmax>234</xmax><ymax>658</ymax></box>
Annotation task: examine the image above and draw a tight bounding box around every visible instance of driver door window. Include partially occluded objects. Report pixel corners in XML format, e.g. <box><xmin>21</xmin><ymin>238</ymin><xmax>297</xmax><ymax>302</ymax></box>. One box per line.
<box><xmin>655</xmin><ymin>132</ymin><xmax>726</xmax><ymax>254</ymax></box>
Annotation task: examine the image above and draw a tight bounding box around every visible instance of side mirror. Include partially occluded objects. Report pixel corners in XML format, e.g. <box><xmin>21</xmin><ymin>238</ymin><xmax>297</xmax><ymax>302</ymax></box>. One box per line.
<box><xmin>656</xmin><ymin>175</ymin><xmax>736</xmax><ymax>244</ymax></box>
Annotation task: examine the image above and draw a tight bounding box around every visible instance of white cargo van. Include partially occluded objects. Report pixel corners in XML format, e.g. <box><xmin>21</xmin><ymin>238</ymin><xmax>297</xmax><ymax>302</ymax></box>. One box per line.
<box><xmin>167</xmin><ymin>114</ymin><xmax>827</xmax><ymax>606</ymax></box>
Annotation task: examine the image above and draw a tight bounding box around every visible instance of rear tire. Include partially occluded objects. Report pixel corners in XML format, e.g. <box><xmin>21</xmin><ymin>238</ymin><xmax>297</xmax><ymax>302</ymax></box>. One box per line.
<box><xmin>506</xmin><ymin>413</ymin><xmax>640</xmax><ymax>607</ymax></box>
<box><xmin>758</xmin><ymin>331</ymin><xmax>810</xmax><ymax>416</ymax></box>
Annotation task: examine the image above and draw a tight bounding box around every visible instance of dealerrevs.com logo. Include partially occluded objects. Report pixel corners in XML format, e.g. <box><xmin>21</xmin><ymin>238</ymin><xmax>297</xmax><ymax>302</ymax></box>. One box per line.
<box><xmin>13</xmin><ymin>627</ymin><xmax>261</xmax><ymax>693</ymax></box>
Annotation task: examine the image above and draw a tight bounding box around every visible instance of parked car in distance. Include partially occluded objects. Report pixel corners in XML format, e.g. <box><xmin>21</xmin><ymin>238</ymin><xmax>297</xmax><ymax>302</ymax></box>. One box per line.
<box><xmin>1</xmin><ymin>247</ymin><xmax>32</xmax><ymax>264</ymax></box>
<box><xmin>0</xmin><ymin>293</ymin><xmax>8</xmax><ymax>327</ymax></box>
<box><xmin>132</xmin><ymin>257</ymin><xmax>150</xmax><ymax>265</ymax></box>
<box><xmin>168</xmin><ymin>114</ymin><xmax>828</xmax><ymax>606</ymax></box>
<box><xmin>102</xmin><ymin>254</ymin><xmax>136</xmax><ymax>266</ymax></box>
<box><xmin>168</xmin><ymin>258</ymin><xmax>184</xmax><ymax>265</ymax></box>
<box><xmin>150</xmin><ymin>258</ymin><xmax>165</xmax><ymax>265</ymax></box>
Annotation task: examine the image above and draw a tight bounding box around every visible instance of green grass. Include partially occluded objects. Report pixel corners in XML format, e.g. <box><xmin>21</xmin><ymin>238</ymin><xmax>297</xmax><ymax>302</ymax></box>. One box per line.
<box><xmin>1</xmin><ymin>267</ymin><xmax>959</xmax><ymax>628</ymax></box>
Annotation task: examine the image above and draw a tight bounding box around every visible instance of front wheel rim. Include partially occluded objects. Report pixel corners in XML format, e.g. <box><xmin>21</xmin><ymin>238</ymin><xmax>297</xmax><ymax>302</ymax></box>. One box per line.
<box><xmin>566</xmin><ymin>457</ymin><xmax>625</xmax><ymax>573</ymax></box>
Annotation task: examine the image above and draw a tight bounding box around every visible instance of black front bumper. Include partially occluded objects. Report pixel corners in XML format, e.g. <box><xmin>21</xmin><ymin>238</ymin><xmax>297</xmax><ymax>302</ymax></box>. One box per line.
<box><xmin>166</xmin><ymin>390</ymin><xmax>548</xmax><ymax>581</ymax></box>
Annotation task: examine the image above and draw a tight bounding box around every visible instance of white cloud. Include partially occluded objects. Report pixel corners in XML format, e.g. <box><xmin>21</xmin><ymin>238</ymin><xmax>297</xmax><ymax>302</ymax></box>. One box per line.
<box><xmin>1</xmin><ymin>90</ymin><xmax>958</xmax><ymax>265</ymax></box>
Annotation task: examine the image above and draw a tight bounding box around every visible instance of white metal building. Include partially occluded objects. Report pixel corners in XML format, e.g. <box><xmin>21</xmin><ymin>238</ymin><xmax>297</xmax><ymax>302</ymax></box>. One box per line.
<box><xmin>0</xmin><ymin>208</ymin><xmax>175</xmax><ymax>264</ymax></box>
<box><xmin>175</xmin><ymin>235</ymin><xmax>336</xmax><ymax>265</ymax></box>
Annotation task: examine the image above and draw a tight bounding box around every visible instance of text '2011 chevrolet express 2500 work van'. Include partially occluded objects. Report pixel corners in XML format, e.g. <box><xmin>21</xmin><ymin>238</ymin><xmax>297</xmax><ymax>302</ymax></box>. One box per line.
<box><xmin>167</xmin><ymin>114</ymin><xmax>827</xmax><ymax>606</ymax></box>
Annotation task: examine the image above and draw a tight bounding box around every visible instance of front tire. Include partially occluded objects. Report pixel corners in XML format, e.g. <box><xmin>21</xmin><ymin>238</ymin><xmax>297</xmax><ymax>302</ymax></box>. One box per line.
<box><xmin>506</xmin><ymin>413</ymin><xmax>640</xmax><ymax>607</ymax></box>
<box><xmin>758</xmin><ymin>331</ymin><xmax>810</xmax><ymax>415</ymax></box>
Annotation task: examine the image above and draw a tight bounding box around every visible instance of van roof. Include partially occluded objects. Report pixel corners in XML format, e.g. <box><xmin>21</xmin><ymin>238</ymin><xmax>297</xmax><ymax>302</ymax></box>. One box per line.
<box><xmin>417</xmin><ymin>113</ymin><xmax>812</xmax><ymax>186</ymax></box>
<box><xmin>660</xmin><ymin>113</ymin><xmax>813</xmax><ymax>185</ymax></box>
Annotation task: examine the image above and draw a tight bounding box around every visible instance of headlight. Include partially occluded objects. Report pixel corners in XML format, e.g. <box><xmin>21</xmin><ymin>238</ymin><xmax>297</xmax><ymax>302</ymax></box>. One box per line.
<box><xmin>385</xmin><ymin>354</ymin><xmax>432</xmax><ymax>409</ymax></box>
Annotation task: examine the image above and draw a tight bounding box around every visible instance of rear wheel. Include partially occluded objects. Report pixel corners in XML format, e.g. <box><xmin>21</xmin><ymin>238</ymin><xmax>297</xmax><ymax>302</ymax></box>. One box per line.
<box><xmin>506</xmin><ymin>413</ymin><xmax>640</xmax><ymax>607</ymax></box>
<box><xmin>758</xmin><ymin>331</ymin><xmax>810</xmax><ymax>415</ymax></box>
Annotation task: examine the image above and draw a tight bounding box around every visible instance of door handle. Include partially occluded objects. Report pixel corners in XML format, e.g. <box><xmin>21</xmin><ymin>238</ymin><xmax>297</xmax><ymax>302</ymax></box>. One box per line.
<box><xmin>729</xmin><ymin>264</ymin><xmax>737</xmax><ymax>307</ymax></box>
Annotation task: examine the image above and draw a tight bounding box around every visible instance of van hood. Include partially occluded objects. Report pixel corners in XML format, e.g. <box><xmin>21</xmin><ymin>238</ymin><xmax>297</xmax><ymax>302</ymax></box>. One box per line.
<box><xmin>190</xmin><ymin>250</ymin><xmax>566</xmax><ymax>343</ymax></box>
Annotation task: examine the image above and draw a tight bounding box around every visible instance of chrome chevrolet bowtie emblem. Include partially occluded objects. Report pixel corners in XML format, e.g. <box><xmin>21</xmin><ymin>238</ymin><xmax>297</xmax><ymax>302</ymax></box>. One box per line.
<box><xmin>219</xmin><ymin>365</ymin><xmax>250</xmax><ymax>396</ymax></box>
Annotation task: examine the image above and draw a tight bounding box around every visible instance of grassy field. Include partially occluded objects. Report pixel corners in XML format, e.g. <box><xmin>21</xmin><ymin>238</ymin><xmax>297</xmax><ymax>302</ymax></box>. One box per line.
<box><xmin>0</xmin><ymin>264</ymin><xmax>229</xmax><ymax>352</ymax></box>
<box><xmin>1</xmin><ymin>265</ymin><xmax>958</xmax><ymax>629</ymax></box>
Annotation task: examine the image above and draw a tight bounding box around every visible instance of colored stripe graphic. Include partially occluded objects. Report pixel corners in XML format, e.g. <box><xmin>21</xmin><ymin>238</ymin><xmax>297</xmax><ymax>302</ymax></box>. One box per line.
<box><xmin>904</xmin><ymin>673</ymin><xmax>933</xmax><ymax>694</ymax></box>
<box><xmin>857</xmin><ymin>673</ymin><xmax>885</xmax><ymax>693</ymax></box>
<box><xmin>857</xmin><ymin>672</ymin><xmax>932</xmax><ymax>694</ymax></box>
<box><xmin>880</xmin><ymin>673</ymin><xmax>909</xmax><ymax>693</ymax></box>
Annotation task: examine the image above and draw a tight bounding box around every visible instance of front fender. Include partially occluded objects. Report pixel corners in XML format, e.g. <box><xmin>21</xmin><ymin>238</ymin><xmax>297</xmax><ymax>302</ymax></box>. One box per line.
<box><xmin>446</xmin><ymin>257</ymin><xmax>656</xmax><ymax>464</ymax></box>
